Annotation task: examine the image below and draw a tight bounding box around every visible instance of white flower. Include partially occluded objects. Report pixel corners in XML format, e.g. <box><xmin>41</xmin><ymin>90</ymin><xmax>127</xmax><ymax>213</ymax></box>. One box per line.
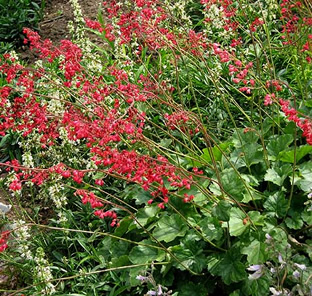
<box><xmin>247</xmin><ymin>264</ymin><xmax>264</xmax><ymax>280</ymax></box>
<box><xmin>294</xmin><ymin>263</ymin><xmax>306</xmax><ymax>271</ymax></box>
<box><xmin>136</xmin><ymin>275</ymin><xmax>148</xmax><ymax>282</ymax></box>
<box><xmin>278</xmin><ymin>253</ymin><xmax>285</xmax><ymax>264</ymax></box>
<box><xmin>293</xmin><ymin>270</ymin><xmax>300</xmax><ymax>279</ymax></box>
<box><xmin>269</xmin><ymin>287</ymin><xmax>290</xmax><ymax>296</ymax></box>
<box><xmin>265</xmin><ymin>233</ymin><xmax>272</xmax><ymax>243</ymax></box>
<box><xmin>269</xmin><ymin>287</ymin><xmax>282</xmax><ymax>296</ymax></box>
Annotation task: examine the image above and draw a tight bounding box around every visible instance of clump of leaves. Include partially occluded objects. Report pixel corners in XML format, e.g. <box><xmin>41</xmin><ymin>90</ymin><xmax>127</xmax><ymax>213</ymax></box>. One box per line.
<box><xmin>0</xmin><ymin>0</ymin><xmax>44</xmax><ymax>50</ymax></box>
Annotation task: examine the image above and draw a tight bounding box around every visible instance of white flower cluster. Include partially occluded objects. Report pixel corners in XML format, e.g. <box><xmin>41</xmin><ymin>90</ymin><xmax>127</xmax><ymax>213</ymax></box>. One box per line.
<box><xmin>59</xmin><ymin>126</ymin><xmax>78</xmax><ymax>146</ymax></box>
<box><xmin>201</xmin><ymin>3</ymin><xmax>235</xmax><ymax>40</ymax></box>
<box><xmin>243</xmin><ymin>0</ymin><xmax>279</xmax><ymax>21</ymax></box>
<box><xmin>56</xmin><ymin>211</ymin><xmax>68</xmax><ymax>224</ymax></box>
<box><xmin>8</xmin><ymin>50</ymin><xmax>19</xmax><ymax>61</ymax></box>
<box><xmin>12</xmin><ymin>220</ymin><xmax>33</xmax><ymax>260</ymax></box>
<box><xmin>48</xmin><ymin>183</ymin><xmax>67</xmax><ymax>209</ymax></box>
<box><xmin>22</xmin><ymin>151</ymin><xmax>35</xmax><ymax>168</ymax></box>
<box><xmin>265</xmin><ymin>0</ymin><xmax>279</xmax><ymax>21</ymax></box>
<box><xmin>112</xmin><ymin>36</ymin><xmax>134</xmax><ymax>67</ymax></box>
<box><xmin>47</xmin><ymin>92</ymin><xmax>65</xmax><ymax>116</ymax></box>
<box><xmin>18</xmin><ymin>130</ymin><xmax>42</xmax><ymax>150</ymax></box>
<box><xmin>67</xmin><ymin>0</ymin><xmax>105</xmax><ymax>73</ymax></box>
<box><xmin>202</xmin><ymin>4</ymin><xmax>224</xmax><ymax>33</ymax></box>
<box><xmin>68</xmin><ymin>0</ymin><xmax>95</xmax><ymax>55</ymax></box>
<box><xmin>164</xmin><ymin>0</ymin><xmax>192</xmax><ymax>30</ymax></box>
<box><xmin>68</xmin><ymin>0</ymin><xmax>85</xmax><ymax>33</ymax></box>
<box><xmin>34</xmin><ymin>247</ymin><xmax>56</xmax><ymax>295</ymax></box>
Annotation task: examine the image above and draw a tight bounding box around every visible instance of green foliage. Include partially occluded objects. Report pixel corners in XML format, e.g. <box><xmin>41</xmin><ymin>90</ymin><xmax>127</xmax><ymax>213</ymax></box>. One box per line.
<box><xmin>0</xmin><ymin>0</ymin><xmax>44</xmax><ymax>49</ymax></box>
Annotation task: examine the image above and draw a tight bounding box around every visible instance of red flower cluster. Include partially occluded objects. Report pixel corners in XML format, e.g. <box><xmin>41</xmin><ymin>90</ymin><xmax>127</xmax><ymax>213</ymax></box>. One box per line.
<box><xmin>249</xmin><ymin>17</ymin><xmax>264</xmax><ymax>32</ymax></box>
<box><xmin>84</xmin><ymin>18</ymin><xmax>104</xmax><ymax>33</ymax></box>
<box><xmin>211</xmin><ymin>42</ymin><xmax>255</xmax><ymax>94</ymax></box>
<box><xmin>0</xmin><ymin>231</ymin><xmax>10</xmax><ymax>252</ymax></box>
<box><xmin>164</xmin><ymin>111</ymin><xmax>189</xmax><ymax>131</ymax></box>
<box><xmin>201</xmin><ymin>0</ymin><xmax>238</xmax><ymax>32</ymax></box>
<box><xmin>279</xmin><ymin>99</ymin><xmax>312</xmax><ymax>145</ymax></box>
<box><xmin>264</xmin><ymin>93</ymin><xmax>275</xmax><ymax>106</ymax></box>
<box><xmin>75</xmin><ymin>190</ymin><xmax>119</xmax><ymax>227</ymax></box>
<box><xmin>0</xmin><ymin>27</ymin><xmax>197</xmax><ymax>215</ymax></box>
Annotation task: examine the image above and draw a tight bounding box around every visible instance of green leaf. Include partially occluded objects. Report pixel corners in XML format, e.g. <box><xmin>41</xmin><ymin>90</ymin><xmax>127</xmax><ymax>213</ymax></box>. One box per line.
<box><xmin>109</xmin><ymin>240</ymin><xmax>129</xmax><ymax>257</ymax></box>
<box><xmin>198</xmin><ymin>216</ymin><xmax>223</xmax><ymax>241</ymax></box>
<box><xmin>135</xmin><ymin>205</ymin><xmax>159</xmax><ymax>227</ymax></box>
<box><xmin>131</xmin><ymin>187</ymin><xmax>152</xmax><ymax>205</ymax></box>
<box><xmin>305</xmin><ymin>240</ymin><xmax>312</xmax><ymax>260</ymax></box>
<box><xmin>264</xmin><ymin>224</ymin><xmax>291</xmax><ymax>258</ymax></box>
<box><xmin>201</xmin><ymin>142</ymin><xmax>231</xmax><ymax>163</ymax></box>
<box><xmin>285</xmin><ymin>213</ymin><xmax>303</xmax><ymax>230</ymax></box>
<box><xmin>129</xmin><ymin>266</ymin><xmax>148</xmax><ymax>286</ymax></box>
<box><xmin>207</xmin><ymin>254</ymin><xmax>222</xmax><ymax>275</ymax></box>
<box><xmin>264</xmin><ymin>164</ymin><xmax>292</xmax><ymax>186</ymax></box>
<box><xmin>129</xmin><ymin>245</ymin><xmax>165</xmax><ymax>264</ymax></box>
<box><xmin>241</xmin><ymin>240</ymin><xmax>267</xmax><ymax>264</ymax></box>
<box><xmin>296</xmin><ymin>162</ymin><xmax>312</xmax><ymax>192</ymax></box>
<box><xmin>0</xmin><ymin>134</ymin><xmax>10</xmax><ymax>148</ymax></box>
<box><xmin>110</xmin><ymin>255</ymin><xmax>131</xmax><ymax>267</ymax></box>
<box><xmin>177</xmin><ymin>281</ymin><xmax>209</xmax><ymax>296</ymax></box>
<box><xmin>210</xmin><ymin>168</ymin><xmax>245</xmax><ymax>201</ymax></box>
<box><xmin>302</xmin><ymin>209</ymin><xmax>312</xmax><ymax>225</ymax></box>
<box><xmin>279</xmin><ymin>145</ymin><xmax>312</xmax><ymax>163</ymax></box>
<box><xmin>267</xmin><ymin>134</ymin><xmax>293</xmax><ymax>160</ymax></box>
<box><xmin>153</xmin><ymin>214</ymin><xmax>188</xmax><ymax>243</ymax></box>
<box><xmin>243</xmin><ymin>275</ymin><xmax>272</xmax><ymax>296</ymax></box>
<box><xmin>159</xmin><ymin>138</ymin><xmax>172</xmax><ymax>148</ymax></box>
<box><xmin>229</xmin><ymin>207</ymin><xmax>247</xmax><ymax>236</ymax></box>
<box><xmin>263</xmin><ymin>192</ymin><xmax>288</xmax><ymax>218</ymax></box>
<box><xmin>232</xmin><ymin>129</ymin><xmax>259</xmax><ymax>148</ymax></box>
<box><xmin>212</xmin><ymin>200</ymin><xmax>231</xmax><ymax>221</ymax></box>
<box><xmin>171</xmin><ymin>244</ymin><xmax>206</xmax><ymax>273</ymax></box>
<box><xmin>305</xmin><ymin>99</ymin><xmax>312</xmax><ymax>107</ymax></box>
<box><xmin>113</xmin><ymin>217</ymin><xmax>132</xmax><ymax>237</ymax></box>
<box><xmin>218</xmin><ymin>248</ymin><xmax>247</xmax><ymax>285</ymax></box>
<box><xmin>242</xmin><ymin>189</ymin><xmax>263</xmax><ymax>203</ymax></box>
<box><xmin>229</xmin><ymin>291</ymin><xmax>240</xmax><ymax>296</ymax></box>
<box><xmin>249</xmin><ymin>211</ymin><xmax>265</xmax><ymax>226</ymax></box>
<box><xmin>230</xmin><ymin>143</ymin><xmax>264</xmax><ymax>168</ymax></box>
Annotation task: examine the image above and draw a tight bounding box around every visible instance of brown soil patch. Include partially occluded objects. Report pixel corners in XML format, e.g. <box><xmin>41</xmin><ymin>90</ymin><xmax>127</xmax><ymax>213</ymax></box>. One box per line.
<box><xmin>18</xmin><ymin>0</ymin><xmax>103</xmax><ymax>62</ymax></box>
<box><xmin>40</xmin><ymin>0</ymin><xmax>101</xmax><ymax>43</ymax></box>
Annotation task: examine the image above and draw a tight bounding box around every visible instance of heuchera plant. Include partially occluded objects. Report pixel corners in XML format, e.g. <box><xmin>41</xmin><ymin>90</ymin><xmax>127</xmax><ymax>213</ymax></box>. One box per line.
<box><xmin>0</xmin><ymin>0</ymin><xmax>312</xmax><ymax>295</ymax></box>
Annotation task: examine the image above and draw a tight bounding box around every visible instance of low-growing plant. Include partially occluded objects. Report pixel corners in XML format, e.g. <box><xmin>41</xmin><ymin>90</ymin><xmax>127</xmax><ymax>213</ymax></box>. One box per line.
<box><xmin>0</xmin><ymin>0</ymin><xmax>312</xmax><ymax>295</ymax></box>
<box><xmin>0</xmin><ymin>0</ymin><xmax>44</xmax><ymax>51</ymax></box>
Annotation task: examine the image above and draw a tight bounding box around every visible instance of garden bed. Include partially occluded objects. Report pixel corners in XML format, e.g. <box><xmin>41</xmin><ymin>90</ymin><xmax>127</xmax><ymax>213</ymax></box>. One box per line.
<box><xmin>0</xmin><ymin>1</ymin><xmax>312</xmax><ymax>296</ymax></box>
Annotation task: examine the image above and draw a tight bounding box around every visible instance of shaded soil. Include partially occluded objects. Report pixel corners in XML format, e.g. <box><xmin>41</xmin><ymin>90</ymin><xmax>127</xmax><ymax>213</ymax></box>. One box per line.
<box><xmin>40</xmin><ymin>0</ymin><xmax>101</xmax><ymax>42</ymax></box>
<box><xmin>18</xmin><ymin>0</ymin><xmax>102</xmax><ymax>62</ymax></box>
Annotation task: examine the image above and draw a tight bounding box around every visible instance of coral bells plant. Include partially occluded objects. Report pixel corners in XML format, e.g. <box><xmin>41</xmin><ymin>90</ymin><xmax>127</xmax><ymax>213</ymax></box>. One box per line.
<box><xmin>0</xmin><ymin>0</ymin><xmax>312</xmax><ymax>295</ymax></box>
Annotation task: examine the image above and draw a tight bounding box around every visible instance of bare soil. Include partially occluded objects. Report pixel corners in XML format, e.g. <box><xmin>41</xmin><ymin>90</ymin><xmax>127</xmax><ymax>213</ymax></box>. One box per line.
<box><xmin>18</xmin><ymin>0</ymin><xmax>102</xmax><ymax>62</ymax></box>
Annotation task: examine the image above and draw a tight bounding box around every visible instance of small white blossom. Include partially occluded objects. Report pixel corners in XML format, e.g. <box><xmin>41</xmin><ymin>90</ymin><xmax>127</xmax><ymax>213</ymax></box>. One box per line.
<box><xmin>247</xmin><ymin>264</ymin><xmax>264</xmax><ymax>280</ymax></box>
<box><xmin>294</xmin><ymin>263</ymin><xmax>306</xmax><ymax>271</ymax></box>
<box><xmin>293</xmin><ymin>270</ymin><xmax>300</xmax><ymax>279</ymax></box>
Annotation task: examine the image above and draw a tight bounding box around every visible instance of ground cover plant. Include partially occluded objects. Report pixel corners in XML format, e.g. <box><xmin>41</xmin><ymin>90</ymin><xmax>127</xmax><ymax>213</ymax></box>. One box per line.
<box><xmin>0</xmin><ymin>0</ymin><xmax>44</xmax><ymax>53</ymax></box>
<box><xmin>0</xmin><ymin>0</ymin><xmax>312</xmax><ymax>295</ymax></box>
